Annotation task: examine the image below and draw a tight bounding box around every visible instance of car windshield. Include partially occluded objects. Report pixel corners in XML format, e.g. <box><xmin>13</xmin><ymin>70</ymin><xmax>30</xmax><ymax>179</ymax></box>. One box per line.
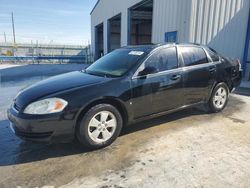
<box><xmin>86</xmin><ymin>49</ymin><xmax>147</xmax><ymax>77</ymax></box>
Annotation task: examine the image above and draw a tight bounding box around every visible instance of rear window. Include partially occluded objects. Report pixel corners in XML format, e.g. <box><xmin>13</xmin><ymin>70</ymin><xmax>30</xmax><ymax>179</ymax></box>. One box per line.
<box><xmin>179</xmin><ymin>46</ymin><xmax>208</xmax><ymax>66</ymax></box>
<box><xmin>206</xmin><ymin>48</ymin><xmax>220</xmax><ymax>62</ymax></box>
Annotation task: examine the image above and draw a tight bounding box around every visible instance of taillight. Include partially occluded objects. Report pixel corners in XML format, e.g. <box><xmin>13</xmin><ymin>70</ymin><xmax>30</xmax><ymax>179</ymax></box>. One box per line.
<box><xmin>236</xmin><ymin>58</ymin><xmax>242</xmax><ymax>70</ymax></box>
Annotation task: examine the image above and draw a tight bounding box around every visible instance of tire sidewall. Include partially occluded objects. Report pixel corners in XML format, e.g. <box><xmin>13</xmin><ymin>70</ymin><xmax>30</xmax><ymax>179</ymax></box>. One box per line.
<box><xmin>77</xmin><ymin>104</ymin><xmax>123</xmax><ymax>149</ymax></box>
<box><xmin>209</xmin><ymin>83</ymin><xmax>229</xmax><ymax>113</ymax></box>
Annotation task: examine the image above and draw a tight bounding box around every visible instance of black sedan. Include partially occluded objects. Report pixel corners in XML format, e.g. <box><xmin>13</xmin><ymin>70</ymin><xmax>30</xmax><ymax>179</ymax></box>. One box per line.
<box><xmin>8</xmin><ymin>43</ymin><xmax>242</xmax><ymax>149</ymax></box>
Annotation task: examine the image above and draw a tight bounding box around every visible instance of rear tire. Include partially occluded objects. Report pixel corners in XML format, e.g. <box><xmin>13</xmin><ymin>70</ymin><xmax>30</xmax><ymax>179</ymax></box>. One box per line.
<box><xmin>208</xmin><ymin>83</ymin><xmax>229</xmax><ymax>113</ymax></box>
<box><xmin>76</xmin><ymin>104</ymin><xmax>123</xmax><ymax>149</ymax></box>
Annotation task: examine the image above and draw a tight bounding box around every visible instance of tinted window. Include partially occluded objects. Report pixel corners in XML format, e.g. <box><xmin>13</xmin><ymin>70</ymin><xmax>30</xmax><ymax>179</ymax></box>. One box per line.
<box><xmin>86</xmin><ymin>49</ymin><xmax>147</xmax><ymax>77</ymax></box>
<box><xmin>179</xmin><ymin>46</ymin><xmax>208</xmax><ymax>66</ymax></box>
<box><xmin>144</xmin><ymin>47</ymin><xmax>178</xmax><ymax>73</ymax></box>
<box><xmin>207</xmin><ymin>48</ymin><xmax>220</xmax><ymax>62</ymax></box>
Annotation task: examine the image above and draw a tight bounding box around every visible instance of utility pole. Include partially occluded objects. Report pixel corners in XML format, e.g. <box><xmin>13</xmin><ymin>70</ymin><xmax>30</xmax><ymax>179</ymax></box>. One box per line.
<box><xmin>31</xmin><ymin>40</ymin><xmax>35</xmax><ymax>63</ymax></box>
<box><xmin>87</xmin><ymin>40</ymin><xmax>90</xmax><ymax>64</ymax></box>
<box><xmin>11</xmin><ymin>12</ymin><xmax>16</xmax><ymax>45</ymax></box>
<box><xmin>4</xmin><ymin>32</ymin><xmax>6</xmax><ymax>43</ymax></box>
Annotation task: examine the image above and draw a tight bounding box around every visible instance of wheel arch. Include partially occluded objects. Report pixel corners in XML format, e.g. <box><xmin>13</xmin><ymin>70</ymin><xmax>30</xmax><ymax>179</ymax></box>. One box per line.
<box><xmin>208</xmin><ymin>70</ymin><xmax>233</xmax><ymax>101</ymax></box>
<box><xmin>216</xmin><ymin>67</ymin><xmax>234</xmax><ymax>91</ymax></box>
<box><xmin>208</xmin><ymin>81</ymin><xmax>230</xmax><ymax>102</ymax></box>
<box><xmin>208</xmin><ymin>82</ymin><xmax>229</xmax><ymax>113</ymax></box>
<box><xmin>75</xmin><ymin>97</ymin><xmax>129</xmax><ymax>134</ymax></box>
<box><xmin>215</xmin><ymin>78</ymin><xmax>233</xmax><ymax>92</ymax></box>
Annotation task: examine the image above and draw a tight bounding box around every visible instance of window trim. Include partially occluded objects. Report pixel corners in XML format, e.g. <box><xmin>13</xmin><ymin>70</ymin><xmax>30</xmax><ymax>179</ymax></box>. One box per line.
<box><xmin>182</xmin><ymin>61</ymin><xmax>221</xmax><ymax>72</ymax></box>
<box><xmin>132</xmin><ymin>46</ymin><xmax>180</xmax><ymax>79</ymax></box>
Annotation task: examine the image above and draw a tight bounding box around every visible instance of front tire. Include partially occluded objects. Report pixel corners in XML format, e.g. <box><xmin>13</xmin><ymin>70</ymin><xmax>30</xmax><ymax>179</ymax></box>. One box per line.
<box><xmin>208</xmin><ymin>83</ymin><xmax>229</xmax><ymax>113</ymax></box>
<box><xmin>77</xmin><ymin>104</ymin><xmax>123</xmax><ymax>149</ymax></box>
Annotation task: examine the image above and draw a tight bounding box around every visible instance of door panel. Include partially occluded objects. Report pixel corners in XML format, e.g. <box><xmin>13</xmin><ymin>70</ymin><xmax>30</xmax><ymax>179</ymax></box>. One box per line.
<box><xmin>131</xmin><ymin>70</ymin><xmax>183</xmax><ymax>119</ymax></box>
<box><xmin>131</xmin><ymin>47</ymin><xmax>184</xmax><ymax>119</ymax></box>
<box><xmin>150</xmin><ymin>70</ymin><xmax>183</xmax><ymax>113</ymax></box>
<box><xmin>178</xmin><ymin>46</ymin><xmax>216</xmax><ymax>105</ymax></box>
<box><xmin>131</xmin><ymin>78</ymin><xmax>153</xmax><ymax>119</ymax></box>
<box><xmin>182</xmin><ymin>64</ymin><xmax>216</xmax><ymax>104</ymax></box>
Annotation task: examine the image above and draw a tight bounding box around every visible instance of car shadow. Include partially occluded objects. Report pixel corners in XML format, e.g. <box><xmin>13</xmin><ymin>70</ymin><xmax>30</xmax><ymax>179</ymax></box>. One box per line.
<box><xmin>121</xmin><ymin>106</ymin><xmax>208</xmax><ymax>136</ymax></box>
<box><xmin>0</xmin><ymin>95</ymin><xmax>245</xmax><ymax>167</ymax></box>
<box><xmin>0</xmin><ymin>106</ymin><xmax>207</xmax><ymax>167</ymax></box>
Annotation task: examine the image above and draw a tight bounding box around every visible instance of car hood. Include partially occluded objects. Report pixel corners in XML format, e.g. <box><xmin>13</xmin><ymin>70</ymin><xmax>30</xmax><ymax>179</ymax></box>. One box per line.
<box><xmin>15</xmin><ymin>71</ymin><xmax>106</xmax><ymax>108</ymax></box>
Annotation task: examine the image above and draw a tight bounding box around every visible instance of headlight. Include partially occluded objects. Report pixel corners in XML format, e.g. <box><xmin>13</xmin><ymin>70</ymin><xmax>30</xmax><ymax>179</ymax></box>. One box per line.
<box><xmin>23</xmin><ymin>98</ymin><xmax>68</xmax><ymax>115</ymax></box>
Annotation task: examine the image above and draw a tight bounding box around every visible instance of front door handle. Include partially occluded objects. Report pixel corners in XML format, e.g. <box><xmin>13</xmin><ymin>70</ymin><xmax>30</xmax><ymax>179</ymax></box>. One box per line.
<box><xmin>171</xmin><ymin>74</ymin><xmax>181</xmax><ymax>81</ymax></box>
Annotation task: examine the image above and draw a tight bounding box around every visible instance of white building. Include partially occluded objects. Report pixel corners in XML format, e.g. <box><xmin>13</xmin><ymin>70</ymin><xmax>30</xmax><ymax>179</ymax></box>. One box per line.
<box><xmin>91</xmin><ymin>0</ymin><xmax>250</xmax><ymax>79</ymax></box>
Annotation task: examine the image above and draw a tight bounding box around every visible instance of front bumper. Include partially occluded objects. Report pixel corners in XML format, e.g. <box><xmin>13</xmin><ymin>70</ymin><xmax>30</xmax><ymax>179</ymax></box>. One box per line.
<box><xmin>7</xmin><ymin>106</ymin><xmax>76</xmax><ymax>143</ymax></box>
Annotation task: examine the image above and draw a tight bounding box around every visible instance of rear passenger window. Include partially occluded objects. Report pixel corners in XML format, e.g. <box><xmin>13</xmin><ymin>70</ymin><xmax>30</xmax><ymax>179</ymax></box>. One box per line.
<box><xmin>144</xmin><ymin>47</ymin><xmax>178</xmax><ymax>73</ymax></box>
<box><xmin>179</xmin><ymin>46</ymin><xmax>208</xmax><ymax>66</ymax></box>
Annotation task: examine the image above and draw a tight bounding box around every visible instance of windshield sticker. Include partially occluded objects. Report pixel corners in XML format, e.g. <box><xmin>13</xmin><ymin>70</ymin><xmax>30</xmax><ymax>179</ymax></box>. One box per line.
<box><xmin>129</xmin><ymin>51</ymin><xmax>144</xmax><ymax>56</ymax></box>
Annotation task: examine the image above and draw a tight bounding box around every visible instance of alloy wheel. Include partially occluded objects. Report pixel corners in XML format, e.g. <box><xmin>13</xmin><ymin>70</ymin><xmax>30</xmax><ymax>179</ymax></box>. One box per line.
<box><xmin>213</xmin><ymin>87</ymin><xmax>227</xmax><ymax>109</ymax></box>
<box><xmin>87</xmin><ymin>111</ymin><xmax>117</xmax><ymax>143</ymax></box>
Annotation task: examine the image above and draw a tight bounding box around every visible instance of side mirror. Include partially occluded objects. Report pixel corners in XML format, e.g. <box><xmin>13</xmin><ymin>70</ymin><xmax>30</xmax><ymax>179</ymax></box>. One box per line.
<box><xmin>138</xmin><ymin>66</ymin><xmax>157</xmax><ymax>77</ymax></box>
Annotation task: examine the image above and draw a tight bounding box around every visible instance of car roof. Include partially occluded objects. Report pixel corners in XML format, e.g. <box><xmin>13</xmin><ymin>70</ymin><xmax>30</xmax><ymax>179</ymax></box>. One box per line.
<box><xmin>121</xmin><ymin>43</ymin><xmax>205</xmax><ymax>53</ymax></box>
<box><xmin>121</xmin><ymin>44</ymin><xmax>159</xmax><ymax>53</ymax></box>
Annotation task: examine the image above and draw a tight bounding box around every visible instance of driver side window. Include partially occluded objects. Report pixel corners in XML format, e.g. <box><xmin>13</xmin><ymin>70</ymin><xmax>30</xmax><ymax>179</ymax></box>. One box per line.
<box><xmin>144</xmin><ymin>47</ymin><xmax>178</xmax><ymax>73</ymax></box>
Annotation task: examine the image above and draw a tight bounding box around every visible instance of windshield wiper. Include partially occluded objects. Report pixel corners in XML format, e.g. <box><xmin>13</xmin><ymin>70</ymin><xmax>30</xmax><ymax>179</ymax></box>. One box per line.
<box><xmin>84</xmin><ymin>70</ymin><xmax>108</xmax><ymax>78</ymax></box>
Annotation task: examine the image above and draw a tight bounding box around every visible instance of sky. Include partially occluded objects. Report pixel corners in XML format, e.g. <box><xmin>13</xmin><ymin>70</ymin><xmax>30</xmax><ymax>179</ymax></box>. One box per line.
<box><xmin>0</xmin><ymin>0</ymin><xmax>97</xmax><ymax>45</ymax></box>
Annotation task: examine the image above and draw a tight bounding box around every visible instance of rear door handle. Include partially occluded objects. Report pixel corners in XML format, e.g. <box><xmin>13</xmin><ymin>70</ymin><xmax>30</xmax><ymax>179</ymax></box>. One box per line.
<box><xmin>171</xmin><ymin>74</ymin><xmax>181</xmax><ymax>81</ymax></box>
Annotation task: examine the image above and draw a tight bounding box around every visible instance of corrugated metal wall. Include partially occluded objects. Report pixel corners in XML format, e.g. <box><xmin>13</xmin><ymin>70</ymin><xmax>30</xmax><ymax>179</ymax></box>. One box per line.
<box><xmin>152</xmin><ymin>0</ymin><xmax>249</xmax><ymax>60</ymax></box>
<box><xmin>152</xmin><ymin>0</ymin><xmax>192</xmax><ymax>43</ymax></box>
<box><xmin>189</xmin><ymin>0</ymin><xmax>249</xmax><ymax>60</ymax></box>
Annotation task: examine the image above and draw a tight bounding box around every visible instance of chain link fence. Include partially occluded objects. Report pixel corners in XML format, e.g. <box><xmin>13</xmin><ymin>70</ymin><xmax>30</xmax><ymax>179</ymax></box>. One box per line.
<box><xmin>0</xmin><ymin>43</ymin><xmax>94</xmax><ymax>64</ymax></box>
